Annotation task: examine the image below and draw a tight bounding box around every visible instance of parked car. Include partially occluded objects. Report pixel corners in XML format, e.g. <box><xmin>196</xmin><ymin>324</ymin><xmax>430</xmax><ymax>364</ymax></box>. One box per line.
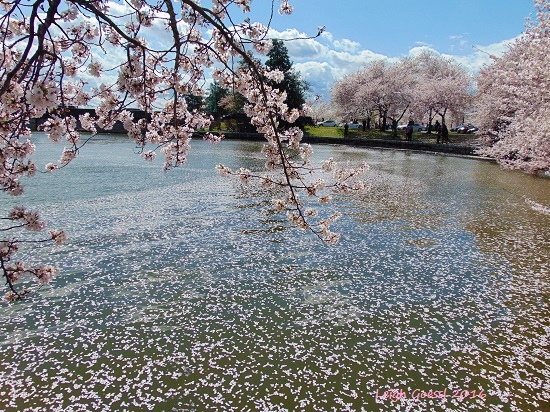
<box><xmin>396</xmin><ymin>123</ymin><xmax>426</xmax><ymax>132</ymax></box>
<box><xmin>456</xmin><ymin>124</ymin><xmax>478</xmax><ymax>134</ymax></box>
<box><xmin>316</xmin><ymin>120</ymin><xmax>337</xmax><ymax>127</ymax></box>
<box><xmin>339</xmin><ymin>122</ymin><xmax>362</xmax><ymax>129</ymax></box>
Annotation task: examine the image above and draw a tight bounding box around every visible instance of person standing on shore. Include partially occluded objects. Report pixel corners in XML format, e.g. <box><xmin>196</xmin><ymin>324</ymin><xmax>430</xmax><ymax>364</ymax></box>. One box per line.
<box><xmin>405</xmin><ymin>120</ymin><xmax>414</xmax><ymax>141</ymax></box>
<box><xmin>435</xmin><ymin>120</ymin><xmax>441</xmax><ymax>144</ymax></box>
<box><xmin>442</xmin><ymin>123</ymin><xmax>449</xmax><ymax>144</ymax></box>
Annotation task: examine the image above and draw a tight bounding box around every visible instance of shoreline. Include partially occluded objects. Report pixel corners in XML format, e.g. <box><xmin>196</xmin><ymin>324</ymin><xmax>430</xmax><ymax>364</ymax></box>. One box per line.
<box><xmin>204</xmin><ymin>131</ymin><xmax>492</xmax><ymax>162</ymax></box>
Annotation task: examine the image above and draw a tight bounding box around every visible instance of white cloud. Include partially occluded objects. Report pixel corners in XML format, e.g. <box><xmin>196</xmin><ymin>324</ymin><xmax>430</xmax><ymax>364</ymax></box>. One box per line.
<box><xmin>320</xmin><ymin>31</ymin><xmax>334</xmax><ymax>43</ymax></box>
<box><xmin>266</xmin><ymin>29</ymin><xmax>398</xmax><ymax>99</ymax></box>
<box><xmin>447</xmin><ymin>34</ymin><xmax>471</xmax><ymax>52</ymax></box>
<box><xmin>406</xmin><ymin>46</ymin><xmax>442</xmax><ymax>58</ymax></box>
<box><xmin>474</xmin><ymin>37</ymin><xmax>518</xmax><ymax>58</ymax></box>
<box><xmin>268</xmin><ymin>28</ymin><xmax>330</xmax><ymax>59</ymax></box>
<box><xmin>452</xmin><ymin>37</ymin><xmax>519</xmax><ymax>73</ymax></box>
<box><xmin>62</xmin><ymin>8</ymin><xmax>524</xmax><ymax>108</ymax></box>
<box><xmin>286</xmin><ymin>38</ymin><xmax>330</xmax><ymax>60</ymax></box>
<box><xmin>333</xmin><ymin>38</ymin><xmax>362</xmax><ymax>53</ymax></box>
<box><xmin>294</xmin><ymin>61</ymin><xmax>335</xmax><ymax>97</ymax></box>
<box><xmin>281</xmin><ymin>29</ymin><xmax>523</xmax><ymax>99</ymax></box>
<box><xmin>414</xmin><ymin>41</ymin><xmax>433</xmax><ymax>48</ymax></box>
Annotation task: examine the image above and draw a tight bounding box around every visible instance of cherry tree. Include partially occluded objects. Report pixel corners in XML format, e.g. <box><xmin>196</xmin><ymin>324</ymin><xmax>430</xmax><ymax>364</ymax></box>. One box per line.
<box><xmin>0</xmin><ymin>0</ymin><xmax>368</xmax><ymax>299</ymax></box>
<box><xmin>331</xmin><ymin>71</ymin><xmax>366</xmax><ymax>123</ymax></box>
<box><xmin>475</xmin><ymin>0</ymin><xmax>550</xmax><ymax>174</ymax></box>
<box><xmin>383</xmin><ymin>62</ymin><xmax>416</xmax><ymax>135</ymax></box>
<box><xmin>333</xmin><ymin>53</ymin><xmax>472</xmax><ymax>137</ymax></box>
<box><xmin>332</xmin><ymin>60</ymin><xmax>415</xmax><ymax>135</ymax></box>
<box><xmin>407</xmin><ymin>51</ymin><xmax>472</xmax><ymax>130</ymax></box>
<box><xmin>307</xmin><ymin>95</ymin><xmax>338</xmax><ymax>125</ymax></box>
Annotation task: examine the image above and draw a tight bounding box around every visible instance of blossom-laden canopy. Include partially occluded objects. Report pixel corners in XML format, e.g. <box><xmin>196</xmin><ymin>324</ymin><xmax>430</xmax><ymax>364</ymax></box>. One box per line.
<box><xmin>475</xmin><ymin>0</ymin><xmax>550</xmax><ymax>174</ymax></box>
<box><xmin>0</xmin><ymin>0</ymin><xmax>368</xmax><ymax>298</ymax></box>
<box><xmin>405</xmin><ymin>51</ymin><xmax>472</xmax><ymax>127</ymax></box>
<box><xmin>331</xmin><ymin>53</ymin><xmax>472</xmax><ymax>132</ymax></box>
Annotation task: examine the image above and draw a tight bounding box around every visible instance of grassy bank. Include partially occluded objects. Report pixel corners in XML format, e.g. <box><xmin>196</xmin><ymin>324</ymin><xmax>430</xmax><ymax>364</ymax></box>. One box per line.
<box><xmin>304</xmin><ymin>126</ymin><xmax>388</xmax><ymax>139</ymax></box>
<box><xmin>209</xmin><ymin>123</ymin><xmax>479</xmax><ymax>146</ymax></box>
<box><xmin>304</xmin><ymin>125</ymin><xmax>479</xmax><ymax>145</ymax></box>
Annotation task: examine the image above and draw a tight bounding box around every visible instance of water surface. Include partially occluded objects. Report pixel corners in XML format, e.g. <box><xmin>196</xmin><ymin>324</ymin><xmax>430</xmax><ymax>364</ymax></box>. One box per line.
<box><xmin>1</xmin><ymin>135</ymin><xmax>548</xmax><ymax>411</ymax></box>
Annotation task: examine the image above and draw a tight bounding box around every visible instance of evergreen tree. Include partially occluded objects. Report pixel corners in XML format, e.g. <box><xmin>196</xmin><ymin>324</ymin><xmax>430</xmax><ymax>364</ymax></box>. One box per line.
<box><xmin>204</xmin><ymin>82</ymin><xmax>228</xmax><ymax>119</ymax></box>
<box><xmin>265</xmin><ymin>39</ymin><xmax>308</xmax><ymax>111</ymax></box>
<box><xmin>183</xmin><ymin>94</ymin><xmax>204</xmax><ymax>112</ymax></box>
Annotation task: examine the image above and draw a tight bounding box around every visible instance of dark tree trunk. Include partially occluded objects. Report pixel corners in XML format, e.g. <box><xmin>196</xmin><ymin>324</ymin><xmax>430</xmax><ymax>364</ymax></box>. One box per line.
<box><xmin>439</xmin><ymin>107</ymin><xmax>448</xmax><ymax>126</ymax></box>
<box><xmin>379</xmin><ymin>109</ymin><xmax>387</xmax><ymax>132</ymax></box>
<box><xmin>392</xmin><ymin>119</ymin><xmax>398</xmax><ymax>138</ymax></box>
<box><xmin>427</xmin><ymin>109</ymin><xmax>434</xmax><ymax>134</ymax></box>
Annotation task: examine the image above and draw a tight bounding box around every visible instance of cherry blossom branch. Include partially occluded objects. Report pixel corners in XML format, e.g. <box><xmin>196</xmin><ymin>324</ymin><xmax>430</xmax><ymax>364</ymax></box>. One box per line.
<box><xmin>0</xmin><ymin>207</ymin><xmax>66</xmax><ymax>300</ymax></box>
<box><xmin>1</xmin><ymin>0</ymin><xmax>368</xmax><ymax>299</ymax></box>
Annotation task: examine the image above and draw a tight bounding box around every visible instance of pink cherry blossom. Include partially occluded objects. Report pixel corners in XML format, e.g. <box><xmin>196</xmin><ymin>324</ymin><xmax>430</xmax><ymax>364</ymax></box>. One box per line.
<box><xmin>0</xmin><ymin>0</ymin><xmax>369</xmax><ymax>298</ymax></box>
<box><xmin>474</xmin><ymin>0</ymin><xmax>550</xmax><ymax>174</ymax></box>
<box><xmin>332</xmin><ymin>52</ymin><xmax>472</xmax><ymax>133</ymax></box>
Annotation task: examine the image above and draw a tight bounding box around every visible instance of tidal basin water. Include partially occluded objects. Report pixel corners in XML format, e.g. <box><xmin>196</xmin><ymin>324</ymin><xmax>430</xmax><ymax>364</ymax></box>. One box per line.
<box><xmin>1</xmin><ymin>134</ymin><xmax>549</xmax><ymax>411</ymax></box>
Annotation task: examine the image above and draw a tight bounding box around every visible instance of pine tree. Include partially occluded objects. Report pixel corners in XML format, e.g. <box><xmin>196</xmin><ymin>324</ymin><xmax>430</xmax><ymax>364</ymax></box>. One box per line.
<box><xmin>265</xmin><ymin>39</ymin><xmax>308</xmax><ymax>111</ymax></box>
<box><xmin>204</xmin><ymin>82</ymin><xmax>228</xmax><ymax>119</ymax></box>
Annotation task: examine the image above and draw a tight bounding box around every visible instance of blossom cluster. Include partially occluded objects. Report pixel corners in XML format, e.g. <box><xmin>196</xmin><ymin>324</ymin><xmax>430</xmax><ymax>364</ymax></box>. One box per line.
<box><xmin>0</xmin><ymin>0</ymin><xmax>367</xmax><ymax>296</ymax></box>
<box><xmin>475</xmin><ymin>0</ymin><xmax>550</xmax><ymax>174</ymax></box>
<box><xmin>331</xmin><ymin>53</ymin><xmax>471</xmax><ymax>133</ymax></box>
<box><xmin>1</xmin><ymin>207</ymin><xmax>66</xmax><ymax>300</ymax></box>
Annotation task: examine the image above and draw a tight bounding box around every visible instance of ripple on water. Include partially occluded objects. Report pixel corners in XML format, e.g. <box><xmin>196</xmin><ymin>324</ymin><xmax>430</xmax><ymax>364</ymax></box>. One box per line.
<box><xmin>0</xmin><ymin>139</ymin><xmax>548</xmax><ymax>411</ymax></box>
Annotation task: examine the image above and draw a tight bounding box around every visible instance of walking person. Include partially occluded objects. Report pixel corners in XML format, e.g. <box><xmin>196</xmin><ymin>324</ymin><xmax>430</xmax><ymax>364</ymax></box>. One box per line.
<box><xmin>344</xmin><ymin>122</ymin><xmax>349</xmax><ymax>138</ymax></box>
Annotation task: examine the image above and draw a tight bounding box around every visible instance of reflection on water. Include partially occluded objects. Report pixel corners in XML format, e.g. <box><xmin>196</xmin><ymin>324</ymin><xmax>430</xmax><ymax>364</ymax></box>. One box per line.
<box><xmin>1</xmin><ymin>135</ymin><xmax>548</xmax><ymax>411</ymax></box>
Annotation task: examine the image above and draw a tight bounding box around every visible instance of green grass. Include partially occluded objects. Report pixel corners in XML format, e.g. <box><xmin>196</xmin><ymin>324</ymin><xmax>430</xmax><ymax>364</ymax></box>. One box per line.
<box><xmin>304</xmin><ymin>126</ymin><xmax>479</xmax><ymax>144</ymax></box>
<box><xmin>208</xmin><ymin>123</ymin><xmax>479</xmax><ymax>145</ymax></box>
<box><xmin>305</xmin><ymin>126</ymin><xmax>400</xmax><ymax>140</ymax></box>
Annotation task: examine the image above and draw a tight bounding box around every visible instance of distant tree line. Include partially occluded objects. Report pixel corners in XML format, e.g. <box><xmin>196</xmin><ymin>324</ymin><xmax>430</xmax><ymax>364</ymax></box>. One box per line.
<box><xmin>331</xmin><ymin>51</ymin><xmax>472</xmax><ymax>137</ymax></box>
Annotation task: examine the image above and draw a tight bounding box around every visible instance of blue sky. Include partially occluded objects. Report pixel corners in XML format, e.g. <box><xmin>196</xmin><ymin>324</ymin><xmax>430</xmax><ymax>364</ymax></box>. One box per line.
<box><xmin>72</xmin><ymin>1</ymin><xmax>538</xmax><ymax>104</ymax></box>
<box><xmin>245</xmin><ymin>0</ymin><xmax>538</xmax><ymax>99</ymax></box>
<box><xmin>266</xmin><ymin>0</ymin><xmax>535</xmax><ymax>56</ymax></box>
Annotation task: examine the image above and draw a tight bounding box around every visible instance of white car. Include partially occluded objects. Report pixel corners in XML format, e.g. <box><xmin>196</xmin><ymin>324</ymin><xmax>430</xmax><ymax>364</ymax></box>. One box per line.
<box><xmin>340</xmin><ymin>122</ymin><xmax>362</xmax><ymax>129</ymax></box>
<box><xmin>316</xmin><ymin>120</ymin><xmax>337</xmax><ymax>127</ymax></box>
<box><xmin>396</xmin><ymin>123</ymin><xmax>426</xmax><ymax>132</ymax></box>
